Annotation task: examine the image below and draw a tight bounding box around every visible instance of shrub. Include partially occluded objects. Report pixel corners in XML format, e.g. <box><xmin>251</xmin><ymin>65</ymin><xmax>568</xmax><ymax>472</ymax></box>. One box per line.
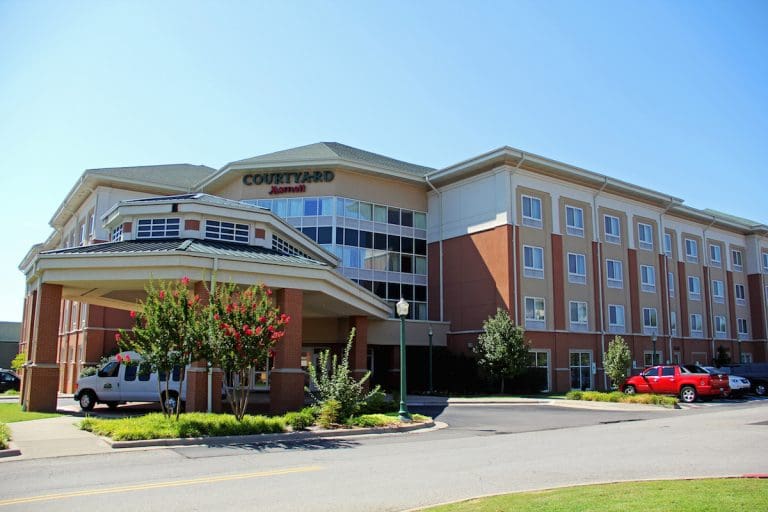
<box><xmin>0</xmin><ymin>423</ymin><xmax>9</xmax><ymax>449</ymax></box>
<box><xmin>346</xmin><ymin>413</ymin><xmax>431</xmax><ymax>428</ymax></box>
<box><xmin>566</xmin><ymin>390</ymin><xmax>677</xmax><ymax>407</ymax></box>
<box><xmin>317</xmin><ymin>399</ymin><xmax>341</xmax><ymax>428</ymax></box>
<box><xmin>358</xmin><ymin>390</ymin><xmax>397</xmax><ymax>414</ymax></box>
<box><xmin>284</xmin><ymin>408</ymin><xmax>316</xmax><ymax>430</ymax></box>
<box><xmin>10</xmin><ymin>353</ymin><xmax>25</xmax><ymax>373</ymax></box>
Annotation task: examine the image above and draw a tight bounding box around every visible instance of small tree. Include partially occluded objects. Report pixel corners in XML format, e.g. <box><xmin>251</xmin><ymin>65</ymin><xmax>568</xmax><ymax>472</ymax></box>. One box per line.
<box><xmin>604</xmin><ymin>335</ymin><xmax>632</xmax><ymax>389</ymax></box>
<box><xmin>713</xmin><ymin>345</ymin><xmax>731</xmax><ymax>367</ymax></box>
<box><xmin>206</xmin><ymin>282</ymin><xmax>289</xmax><ymax>421</ymax></box>
<box><xmin>118</xmin><ymin>277</ymin><xmax>205</xmax><ymax>419</ymax></box>
<box><xmin>306</xmin><ymin>328</ymin><xmax>380</xmax><ymax>421</ymax></box>
<box><xmin>474</xmin><ymin>308</ymin><xmax>529</xmax><ymax>394</ymax></box>
<box><xmin>10</xmin><ymin>353</ymin><xmax>26</xmax><ymax>373</ymax></box>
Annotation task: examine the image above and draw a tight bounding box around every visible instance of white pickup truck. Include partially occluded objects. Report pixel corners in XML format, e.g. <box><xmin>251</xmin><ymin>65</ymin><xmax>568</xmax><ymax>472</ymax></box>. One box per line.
<box><xmin>74</xmin><ymin>352</ymin><xmax>185</xmax><ymax>411</ymax></box>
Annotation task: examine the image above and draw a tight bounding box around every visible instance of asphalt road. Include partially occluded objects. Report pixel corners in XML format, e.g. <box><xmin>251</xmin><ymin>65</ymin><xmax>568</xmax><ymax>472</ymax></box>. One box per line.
<box><xmin>1</xmin><ymin>401</ymin><xmax>766</xmax><ymax>511</ymax></box>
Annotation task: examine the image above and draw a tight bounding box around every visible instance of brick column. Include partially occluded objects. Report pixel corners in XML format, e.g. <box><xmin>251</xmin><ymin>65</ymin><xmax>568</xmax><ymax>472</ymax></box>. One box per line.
<box><xmin>23</xmin><ymin>283</ymin><xmax>62</xmax><ymax>412</ymax></box>
<box><xmin>270</xmin><ymin>288</ymin><xmax>304</xmax><ymax>415</ymax></box>
<box><xmin>349</xmin><ymin>316</ymin><xmax>369</xmax><ymax>385</ymax></box>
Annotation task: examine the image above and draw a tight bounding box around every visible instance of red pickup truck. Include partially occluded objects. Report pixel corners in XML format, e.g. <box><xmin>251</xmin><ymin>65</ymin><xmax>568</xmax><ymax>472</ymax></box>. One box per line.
<box><xmin>621</xmin><ymin>364</ymin><xmax>730</xmax><ymax>403</ymax></box>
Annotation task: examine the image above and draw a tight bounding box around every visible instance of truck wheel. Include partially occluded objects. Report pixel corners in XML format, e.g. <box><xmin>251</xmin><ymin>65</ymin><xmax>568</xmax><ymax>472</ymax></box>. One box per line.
<box><xmin>79</xmin><ymin>391</ymin><xmax>97</xmax><ymax>411</ymax></box>
<box><xmin>680</xmin><ymin>386</ymin><xmax>697</xmax><ymax>403</ymax></box>
<box><xmin>754</xmin><ymin>383</ymin><xmax>767</xmax><ymax>396</ymax></box>
<box><xmin>623</xmin><ymin>385</ymin><xmax>636</xmax><ymax>395</ymax></box>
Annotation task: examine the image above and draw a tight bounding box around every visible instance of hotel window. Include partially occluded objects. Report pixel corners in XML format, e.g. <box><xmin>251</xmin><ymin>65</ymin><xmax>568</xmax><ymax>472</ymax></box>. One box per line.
<box><xmin>136</xmin><ymin>218</ymin><xmax>180</xmax><ymax>239</ymax></box>
<box><xmin>523</xmin><ymin>245</ymin><xmax>544</xmax><ymax>279</ymax></box>
<box><xmin>685</xmin><ymin>238</ymin><xmax>698</xmax><ymax>263</ymax></box>
<box><xmin>80</xmin><ymin>222</ymin><xmax>87</xmax><ymax>245</ymax></box>
<box><xmin>735</xmin><ymin>284</ymin><xmax>746</xmax><ymax>306</ymax></box>
<box><xmin>606</xmin><ymin>259</ymin><xmax>623</xmax><ymax>289</ymax></box>
<box><xmin>565</xmin><ymin>206</ymin><xmax>584</xmax><ymax>237</ymax></box>
<box><xmin>638</xmin><ymin>223</ymin><xmax>653</xmax><ymax>251</ymax></box>
<box><xmin>668</xmin><ymin>272</ymin><xmax>675</xmax><ymax>297</ymax></box>
<box><xmin>763</xmin><ymin>252</ymin><xmax>768</xmax><ymax>273</ymax></box>
<box><xmin>741</xmin><ymin>352</ymin><xmax>753</xmax><ymax>363</ymax></box>
<box><xmin>524</xmin><ymin>296</ymin><xmax>546</xmax><ymax>329</ymax></box>
<box><xmin>690</xmin><ymin>314</ymin><xmax>703</xmax><ymax>336</ymax></box>
<box><xmin>608</xmin><ymin>304</ymin><xmax>625</xmax><ymax>333</ymax></box>
<box><xmin>640</xmin><ymin>265</ymin><xmax>656</xmax><ymax>293</ymax></box>
<box><xmin>664</xmin><ymin>233</ymin><xmax>672</xmax><ymax>258</ymax></box>
<box><xmin>567</xmin><ymin>253</ymin><xmax>586</xmax><ymax>284</ymax></box>
<box><xmin>714</xmin><ymin>316</ymin><xmax>727</xmax><ymax>338</ymax></box>
<box><xmin>731</xmin><ymin>249</ymin><xmax>743</xmax><ymax>271</ymax></box>
<box><xmin>737</xmin><ymin>318</ymin><xmax>749</xmax><ymax>339</ymax></box>
<box><xmin>670</xmin><ymin>311</ymin><xmax>677</xmax><ymax>336</ymax></box>
<box><xmin>642</xmin><ymin>307</ymin><xmax>658</xmax><ymax>335</ymax></box>
<box><xmin>709</xmin><ymin>244</ymin><xmax>721</xmax><ymax>267</ymax></box>
<box><xmin>688</xmin><ymin>276</ymin><xmax>701</xmax><ymax>301</ymax></box>
<box><xmin>711</xmin><ymin>280</ymin><xmax>725</xmax><ymax>304</ymax></box>
<box><xmin>604</xmin><ymin>215</ymin><xmax>621</xmax><ymax>244</ymax></box>
<box><xmin>205</xmin><ymin>220</ymin><xmax>249</xmax><ymax>243</ymax></box>
<box><xmin>111</xmin><ymin>225</ymin><xmax>123</xmax><ymax>242</ymax></box>
<box><xmin>569</xmin><ymin>301</ymin><xmax>588</xmax><ymax>331</ymax></box>
<box><xmin>522</xmin><ymin>195</ymin><xmax>543</xmax><ymax>228</ymax></box>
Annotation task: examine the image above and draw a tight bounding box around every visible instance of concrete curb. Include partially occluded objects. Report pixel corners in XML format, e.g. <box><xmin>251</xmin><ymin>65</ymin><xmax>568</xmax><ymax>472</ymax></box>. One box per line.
<box><xmin>105</xmin><ymin>420</ymin><xmax>437</xmax><ymax>449</ymax></box>
<box><xmin>0</xmin><ymin>443</ymin><xmax>21</xmax><ymax>458</ymax></box>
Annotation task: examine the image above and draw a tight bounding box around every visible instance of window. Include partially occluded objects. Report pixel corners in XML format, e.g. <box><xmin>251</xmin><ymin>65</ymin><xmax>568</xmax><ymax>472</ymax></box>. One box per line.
<box><xmin>522</xmin><ymin>195</ymin><xmax>543</xmax><ymax>228</ymax></box>
<box><xmin>569</xmin><ymin>301</ymin><xmax>588</xmax><ymax>331</ymax></box>
<box><xmin>523</xmin><ymin>245</ymin><xmax>544</xmax><ymax>279</ymax></box>
<box><xmin>732</xmin><ymin>249</ymin><xmax>743</xmax><ymax>271</ymax></box>
<box><xmin>606</xmin><ymin>259</ymin><xmax>623</xmax><ymax>288</ymax></box>
<box><xmin>111</xmin><ymin>224</ymin><xmax>123</xmax><ymax>242</ymax></box>
<box><xmin>638</xmin><ymin>223</ymin><xmax>653</xmax><ymax>251</ymax></box>
<box><xmin>604</xmin><ymin>215</ymin><xmax>621</xmax><ymax>244</ymax></box>
<box><xmin>741</xmin><ymin>352</ymin><xmax>753</xmax><ymax>363</ymax></box>
<box><xmin>567</xmin><ymin>253</ymin><xmax>586</xmax><ymax>284</ymax></box>
<box><xmin>763</xmin><ymin>252</ymin><xmax>768</xmax><ymax>273</ymax></box>
<box><xmin>204</xmin><ymin>220</ymin><xmax>249</xmax><ymax>243</ymax></box>
<box><xmin>642</xmin><ymin>308</ymin><xmax>658</xmax><ymax>334</ymax></box>
<box><xmin>737</xmin><ymin>318</ymin><xmax>749</xmax><ymax>339</ymax></box>
<box><xmin>711</xmin><ymin>280</ymin><xmax>724</xmax><ymax>304</ymax></box>
<box><xmin>668</xmin><ymin>272</ymin><xmax>675</xmax><ymax>297</ymax></box>
<box><xmin>688</xmin><ymin>276</ymin><xmax>701</xmax><ymax>301</ymax></box>
<box><xmin>570</xmin><ymin>351</ymin><xmax>592</xmax><ymax>390</ymax></box>
<box><xmin>640</xmin><ymin>265</ymin><xmax>656</xmax><ymax>292</ymax></box>
<box><xmin>709</xmin><ymin>244</ymin><xmax>721</xmax><ymax>267</ymax></box>
<box><xmin>685</xmin><ymin>238</ymin><xmax>698</xmax><ymax>263</ymax></box>
<box><xmin>80</xmin><ymin>222</ymin><xmax>87</xmax><ymax>245</ymax></box>
<box><xmin>608</xmin><ymin>304</ymin><xmax>625</xmax><ymax>333</ymax></box>
<box><xmin>735</xmin><ymin>284</ymin><xmax>746</xmax><ymax>306</ymax></box>
<box><xmin>137</xmin><ymin>218</ymin><xmax>180</xmax><ymax>239</ymax></box>
<box><xmin>529</xmin><ymin>351</ymin><xmax>550</xmax><ymax>392</ymax></box>
<box><xmin>524</xmin><ymin>297</ymin><xmax>545</xmax><ymax>329</ymax></box>
<box><xmin>714</xmin><ymin>316</ymin><xmax>727</xmax><ymax>338</ymax></box>
<box><xmin>690</xmin><ymin>314</ymin><xmax>703</xmax><ymax>336</ymax></box>
<box><xmin>664</xmin><ymin>233</ymin><xmax>672</xmax><ymax>257</ymax></box>
<box><xmin>644</xmin><ymin>352</ymin><xmax>662</xmax><ymax>367</ymax></box>
<box><xmin>670</xmin><ymin>311</ymin><xmax>677</xmax><ymax>336</ymax></box>
<box><xmin>565</xmin><ymin>206</ymin><xmax>584</xmax><ymax>237</ymax></box>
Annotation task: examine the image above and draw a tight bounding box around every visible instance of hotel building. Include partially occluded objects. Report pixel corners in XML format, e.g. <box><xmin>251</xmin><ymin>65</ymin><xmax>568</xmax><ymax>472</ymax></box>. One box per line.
<box><xmin>18</xmin><ymin>143</ymin><xmax>768</xmax><ymax>411</ymax></box>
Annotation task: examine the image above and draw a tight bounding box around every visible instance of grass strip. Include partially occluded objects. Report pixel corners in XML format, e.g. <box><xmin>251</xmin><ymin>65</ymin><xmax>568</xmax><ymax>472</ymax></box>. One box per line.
<box><xmin>566</xmin><ymin>390</ymin><xmax>678</xmax><ymax>407</ymax></box>
<box><xmin>423</xmin><ymin>478</ymin><xmax>768</xmax><ymax>511</ymax></box>
<box><xmin>0</xmin><ymin>403</ymin><xmax>61</xmax><ymax>423</ymax></box>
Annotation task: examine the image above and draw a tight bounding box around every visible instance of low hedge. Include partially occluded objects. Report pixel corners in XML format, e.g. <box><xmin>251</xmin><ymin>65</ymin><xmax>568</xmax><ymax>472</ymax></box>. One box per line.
<box><xmin>0</xmin><ymin>423</ymin><xmax>9</xmax><ymax>449</ymax></box>
<box><xmin>566</xmin><ymin>390</ymin><xmax>678</xmax><ymax>407</ymax></box>
<box><xmin>346</xmin><ymin>412</ymin><xmax>431</xmax><ymax>428</ymax></box>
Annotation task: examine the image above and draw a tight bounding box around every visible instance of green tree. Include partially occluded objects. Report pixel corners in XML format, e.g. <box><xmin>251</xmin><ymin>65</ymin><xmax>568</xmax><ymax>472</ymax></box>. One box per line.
<box><xmin>118</xmin><ymin>277</ymin><xmax>205</xmax><ymax>419</ymax></box>
<box><xmin>306</xmin><ymin>328</ymin><xmax>379</xmax><ymax>420</ymax></box>
<box><xmin>603</xmin><ymin>336</ymin><xmax>632</xmax><ymax>388</ymax></box>
<box><xmin>206</xmin><ymin>282</ymin><xmax>289</xmax><ymax>421</ymax></box>
<box><xmin>474</xmin><ymin>308</ymin><xmax>529</xmax><ymax>394</ymax></box>
<box><xmin>10</xmin><ymin>352</ymin><xmax>26</xmax><ymax>372</ymax></box>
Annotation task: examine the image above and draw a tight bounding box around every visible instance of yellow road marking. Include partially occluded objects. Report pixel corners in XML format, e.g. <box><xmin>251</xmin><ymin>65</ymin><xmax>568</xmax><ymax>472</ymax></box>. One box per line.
<box><xmin>0</xmin><ymin>465</ymin><xmax>323</xmax><ymax>507</ymax></box>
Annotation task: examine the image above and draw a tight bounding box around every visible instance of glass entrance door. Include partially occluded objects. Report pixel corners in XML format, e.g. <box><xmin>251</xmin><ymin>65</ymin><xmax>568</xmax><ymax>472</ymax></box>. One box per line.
<box><xmin>570</xmin><ymin>351</ymin><xmax>592</xmax><ymax>390</ymax></box>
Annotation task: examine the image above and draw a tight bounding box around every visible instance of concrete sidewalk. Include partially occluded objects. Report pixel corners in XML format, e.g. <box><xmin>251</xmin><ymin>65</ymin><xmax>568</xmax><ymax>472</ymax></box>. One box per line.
<box><xmin>5</xmin><ymin>415</ymin><xmax>113</xmax><ymax>460</ymax></box>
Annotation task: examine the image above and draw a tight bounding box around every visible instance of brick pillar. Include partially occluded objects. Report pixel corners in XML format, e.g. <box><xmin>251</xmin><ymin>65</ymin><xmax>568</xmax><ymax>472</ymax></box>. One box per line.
<box><xmin>184</xmin><ymin>281</ymin><xmax>222</xmax><ymax>413</ymax></box>
<box><xmin>270</xmin><ymin>288</ymin><xmax>304</xmax><ymax>415</ymax></box>
<box><xmin>349</xmin><ymin>316</ymin><xmax>369</xmax><ymax>386</ymax></box>
<box><xmin>23</xmin><ymin>283</ymin><xmax>62</xmax><ymax>412</ymax></box>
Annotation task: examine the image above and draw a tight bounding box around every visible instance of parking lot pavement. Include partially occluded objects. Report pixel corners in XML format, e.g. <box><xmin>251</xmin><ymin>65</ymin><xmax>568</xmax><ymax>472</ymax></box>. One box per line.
<box><xmin>678</xmin><ymin>394</ymin><xmax>768</xmax><ymax>408</ymax></box>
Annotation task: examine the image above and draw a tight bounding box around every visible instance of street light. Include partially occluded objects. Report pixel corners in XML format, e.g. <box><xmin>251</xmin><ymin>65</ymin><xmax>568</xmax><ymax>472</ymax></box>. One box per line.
<box><xmin>428</xmin><ymin>326</ymin><xmax>434</xmax><ymax>394</ymax></box>
<box><xmin>652</xmin><ymin>333</ymin><xmax>658</xmax><ymax>366</ymax></box>
<box><xmin>396</xmin><ymin>298</ymin><xmax>411</xmax><ymax>422</ymax></box>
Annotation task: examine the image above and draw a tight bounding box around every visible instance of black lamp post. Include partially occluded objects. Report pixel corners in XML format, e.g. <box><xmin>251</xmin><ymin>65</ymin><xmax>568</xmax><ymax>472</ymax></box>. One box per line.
<box><xmin>428</xmin><ymin>326</ymin><xmax>434</xmax><ymax>394</ymax></box>
<box><xmin>396</xmin><ymin>298</ymin><xmax>411</xmax><ymax>422</ymax></box>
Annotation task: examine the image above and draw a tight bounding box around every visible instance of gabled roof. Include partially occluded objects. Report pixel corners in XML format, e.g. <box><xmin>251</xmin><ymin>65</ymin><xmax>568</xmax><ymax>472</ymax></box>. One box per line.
<box><xmin>87</xmin><ymin>164</ymin><xmax>217</xmax><ymax>189</ymax></box>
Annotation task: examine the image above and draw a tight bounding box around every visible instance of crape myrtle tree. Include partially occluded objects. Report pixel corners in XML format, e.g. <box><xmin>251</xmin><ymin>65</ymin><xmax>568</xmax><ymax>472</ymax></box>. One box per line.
<box><xmin>474</xmin><ymin>308</ymin><xmax>530</xmax><ymax>394</ymax></box>
<box><xmin>118</xmin><ymin>277</ymin><xmax>205</xmax><ymax>419</ymax></box>
<box><xmin>206</xmin><ymin>282</ymin><xmax>290</xmax><ymax>421</ymax></box>
<box><xmin>603</xmin><ymin>335</ymin><xmax>632</xmax><ymax>389</ymax></box>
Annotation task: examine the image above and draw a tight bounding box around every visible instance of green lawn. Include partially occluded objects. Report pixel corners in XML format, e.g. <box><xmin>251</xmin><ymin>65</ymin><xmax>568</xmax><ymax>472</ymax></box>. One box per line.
<box><xmin>0</xmin><ymin>403</ymin><xmax>61</xmax><ymax>423</ymax></box>
<box><xmin>423</xmin><ymin>479</ymin><xmax>768</xmax><ymax>511</ymax></box>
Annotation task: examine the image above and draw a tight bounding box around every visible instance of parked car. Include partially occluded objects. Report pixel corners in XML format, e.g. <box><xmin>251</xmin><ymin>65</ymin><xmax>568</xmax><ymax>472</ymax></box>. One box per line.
<box><xmin>702</xmin><ymin>366</ymin><xmax>750</xmax><ymax>398</ymax></box>
<box><xmin>621</xmin><ymin>364</ymin><xmax>730</xmax><ymax>403</ymax></box>
<box><xmin>0</xmin><ymin>370</ymin><xmax>20</xmax><ymax>393</ymax></box>
<box><xmin>725</xmin><ymin>363</ymin><xmax>768</xmax><ymax>396</ymax></box>
<box><xmin>74</xmin><ymin>352</ymin><xmax>185</xmax><ymax>411</ymax></box>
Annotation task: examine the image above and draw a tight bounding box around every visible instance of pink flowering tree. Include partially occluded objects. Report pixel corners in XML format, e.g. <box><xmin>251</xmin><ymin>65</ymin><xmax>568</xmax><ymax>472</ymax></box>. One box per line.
<box><xmin>118</xmin><ymin>277</ymin><xmax>206</xmax><ymax>419</ymax></box>
<box><xmin>206</xmin><ymin>282</ymin><xmax>289</xmax><ymax>421</ymax></box>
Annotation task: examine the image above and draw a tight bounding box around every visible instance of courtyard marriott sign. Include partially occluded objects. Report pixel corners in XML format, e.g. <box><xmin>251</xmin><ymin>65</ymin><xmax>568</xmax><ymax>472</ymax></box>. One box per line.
<box><xmin>242</xmin><ymin>170</ymin><xmax>335</xmax><ymax>195</ymax></box>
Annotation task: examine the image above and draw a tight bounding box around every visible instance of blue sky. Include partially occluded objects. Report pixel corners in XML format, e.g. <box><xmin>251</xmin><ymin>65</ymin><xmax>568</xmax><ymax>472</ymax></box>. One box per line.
<box><xmin>1</xmin><ymin>1</ymin><xmax>766</xmax><ymax>322</ymax></box>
